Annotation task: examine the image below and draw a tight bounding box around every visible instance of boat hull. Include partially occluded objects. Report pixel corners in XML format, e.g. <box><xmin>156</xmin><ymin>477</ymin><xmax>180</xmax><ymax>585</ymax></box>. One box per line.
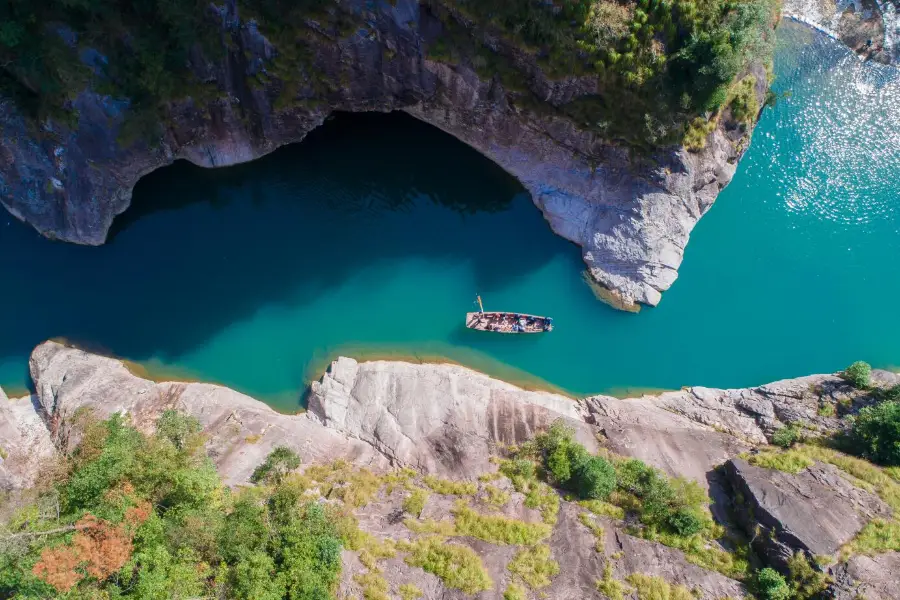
<box><xmin>465</xmin><ymin>312</ymin><xmax>553</xmax><ymax>334</ymax></box>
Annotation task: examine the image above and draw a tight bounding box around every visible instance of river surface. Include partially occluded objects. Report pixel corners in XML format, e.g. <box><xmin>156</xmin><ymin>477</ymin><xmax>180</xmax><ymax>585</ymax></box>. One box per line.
<box><xmin>1</xmin><ymin>21</ymin><xmax>898</xmax><ymax>410</ymax></box>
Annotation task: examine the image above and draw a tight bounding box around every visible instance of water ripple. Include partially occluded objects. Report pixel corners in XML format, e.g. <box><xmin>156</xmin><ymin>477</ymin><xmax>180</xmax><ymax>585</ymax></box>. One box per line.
<box><xmin>748</xmin><ymin>22</ymin><xmax>900</xmax><ymax>229</ymax></box>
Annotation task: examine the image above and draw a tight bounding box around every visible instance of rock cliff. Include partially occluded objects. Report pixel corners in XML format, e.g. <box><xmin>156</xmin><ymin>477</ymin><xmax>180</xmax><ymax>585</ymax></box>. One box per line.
<box><xmin>784</xmin><ymin>0</ymin><xmax>899</xmax><ymax>63</ymax></box>
<box><xmin>0</xmin><ymin>0</ymin><xmax>769</xmax><ymax>310</ymax></box>
<box><xmin>4</xmin><ymin>341</ymin><xmax>899</xmax><ymax>598</ymax></box>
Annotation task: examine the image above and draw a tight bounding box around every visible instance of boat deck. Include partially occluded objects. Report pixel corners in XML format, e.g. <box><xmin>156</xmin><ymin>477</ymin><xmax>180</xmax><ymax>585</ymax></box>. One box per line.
<box><xmin>465</xmin><ymin>311</ymin><xmax>552</xmax><ymax>334</ymax></box>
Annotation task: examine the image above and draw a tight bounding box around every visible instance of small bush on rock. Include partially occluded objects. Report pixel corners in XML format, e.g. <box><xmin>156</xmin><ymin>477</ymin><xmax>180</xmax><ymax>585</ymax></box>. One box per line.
<box><xmin>667</xmin><ymin>509</ymin><xmax>704</xmax><ymax>537</ymax></box>
<box><xmin>772</xmin><ymin>426</ymin><xmax>800</xmax><ymax>449</ymax></box>
<box><xmin>755</xmin><ymin>567</ymin><xmax>791</xmax><ymax>600</ymax></box>
<box><xmin>843</xmin><ymin>361</ymin><xmax>872</xmax><ymax>389</ymax></box>
<box><xmin>250</xmin><ymin>446</ymin><xmax>301</xmax><ymax>484</ymax></box>
<box><xmin>851</xmin><ymin>400</ymin><xmax>900</xmax><ymax>466</ymax></box>
<box><xmin>571</xmin><ymin>456</ymin><xmax>617</xmax><ymax>500</ymax></box>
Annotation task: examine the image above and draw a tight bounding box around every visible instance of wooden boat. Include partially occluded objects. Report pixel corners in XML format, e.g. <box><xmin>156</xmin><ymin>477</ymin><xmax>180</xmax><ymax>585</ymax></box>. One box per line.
<box><xmin>465</xmin><ymin>296</ymin><xmax>553</xmax><ymax>334</ymax></box>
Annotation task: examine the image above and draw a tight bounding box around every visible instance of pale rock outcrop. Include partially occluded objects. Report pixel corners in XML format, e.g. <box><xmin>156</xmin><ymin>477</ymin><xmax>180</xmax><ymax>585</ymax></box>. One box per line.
<box><xmin>0</xmin><ymin>0</ymin><xmax>767</xmax><ymax>310</ymax></box>
<box><xmin>587</xmin><ymin>370</ymin><xmax>900</xmax><ymax>450</ymax></box>
<box><xmin>307</xmin><ymin>356</ymin><xmax>597</xmax><ymax>475</ymax></box>
<box><xmin>29</xmin><ymin>342</ymin><xmax>387</xmax><ymax>485</ymax></box>
<box><xmin>0</xmin><ymin>390</ymin><xmax>55</xmax><ymax>490</ymax></box>
<box><xmin>724</xmin><ymin>458</ymin><xmax>891</xmax><ymax>571</ymax></box>
<box><xmin>832</xmin><ymin>552</ymin><xmax>900</xmax><ymax>600</ymax></box>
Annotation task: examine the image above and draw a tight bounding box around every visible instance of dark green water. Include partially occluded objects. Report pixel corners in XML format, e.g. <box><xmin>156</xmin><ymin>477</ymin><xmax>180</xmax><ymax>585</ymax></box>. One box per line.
<box><xmin>2</xmin><ymin>22</ymin><xmax>898</xmax><ymax>410</ymax></box>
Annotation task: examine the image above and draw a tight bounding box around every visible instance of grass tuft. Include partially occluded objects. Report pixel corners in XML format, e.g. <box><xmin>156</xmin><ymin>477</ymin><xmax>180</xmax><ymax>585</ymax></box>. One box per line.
<box><xmin>423</xmin><ymin>475</ymin><xmax>477</xmax><ymax>496</ymax></box>
<box><xmin>399</xmin><ymin>536</ymin><xmax>493</xmax><ymax>594</ymax></box>
<box><xmin>743</xmin><ymin>449</ymin><xmax>814</xmax><ymax>474</ymax></box>
<box><xmin>626</xmin><ymin>573</ymin><xmax>693</xmax><ymax>600</ymax></box>
<box><xmin>482</xmin><ymin>484</ymin><xmax>511</xmax><ymax>508</ymax></box>
<box><xmin>843</xmin><ymin>519</ymin><xmax>900</xmax><ymax>556</ymax></box>
<box><xmin>398</xmin><ymin>582</ymin><xmax>423</xmax><ymax>600</ymax></box>
<box><xmin>453</xmin><ymin>501</ymin><xmax>552</xmax><ymax>545</ymax></box>
<box><xmin>597</xmin><ymin>564</ymin><xmax>629</xmax><ymax>600</ymax></box>
<box><xmin>580</xmin><ymin>499</ymin><xmax>626</xmax><ymax>520</ymax></box>
<box><xmin>403</xmin><ymin>487</ymin><xmax>429</xmax><ymax>517</ymax></box>
<box><xmin>508</xmin><ymin>544</ymin><xmax>560</xmax><ymax>589</ymax></box>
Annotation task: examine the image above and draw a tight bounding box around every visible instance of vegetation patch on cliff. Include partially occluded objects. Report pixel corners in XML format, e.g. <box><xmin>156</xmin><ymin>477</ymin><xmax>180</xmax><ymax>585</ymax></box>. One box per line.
<box><xmin>426</xmin><ymin>0</ymin><xmax>779</xmax><ymax>148</ymax></box>
<box><xmin>0</xmin><ymin>411</ymin><xmax>345</xmax><ymax>598</ymax></box>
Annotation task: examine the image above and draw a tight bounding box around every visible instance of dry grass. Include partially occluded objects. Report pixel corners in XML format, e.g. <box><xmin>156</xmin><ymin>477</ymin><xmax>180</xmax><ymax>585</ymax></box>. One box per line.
<box><xmin>423</xmin><ymin>475</ymin><xmax>477</xmax><ymax>496</ymax></box>
<box><xmin>743</xmin><ymin>449</ymin><xmax>814</xmax><ymax>474</ymax></box>
<box><xmin>354</xmin><ymin>570</ymin><xmax>389</xmax><ymax>600</ymax></box>
<box><xmin>404</xmin><ymin>517</ymin><xmax>457</xmax><ymax>536</ymax></box>
<box><xmin>580</xmin><ymin>499</ymin><xmax>626</xmax><ymax>520</ymax></box>
<box><xmin>399</xmin><ymin>536</ymin><xmax>493</xmax><ymax>594</ymax></box>
<box><xmin>597</xmin><ymin>564</ymin><xmax>629</xmax><ymax>600</ymax></box>
<box><xmin>398</xmin><ymin>582</ymin><xmax>423</xmax><ymax>600</ymax></box>
<box><xmin>508</xmin><ymin>544</ymin><xmax>560</xmax><ymax>589</ymax></box>
<box><xmin>843</xmin><ymin>519</ymin><xmax>900</xmax><ymax>557</ymax></box>
<box><xmin>482</xmin><ymin>485</ymin><xmax>511</xmax><ymax>508</ymax></box>
<box><xmin>626</xmin><ymin>573</ymin><xmax>693</xmax><ymax>600</ymax></box>
<box><xmin>403</xmin><ymin>487</ymin><xmax>429</xmax><ymax>517</ymax></box>
<box><xmin>453</xmin><ymin>501</ymin><xmax>552</xmax><ymax>545</ymax></box>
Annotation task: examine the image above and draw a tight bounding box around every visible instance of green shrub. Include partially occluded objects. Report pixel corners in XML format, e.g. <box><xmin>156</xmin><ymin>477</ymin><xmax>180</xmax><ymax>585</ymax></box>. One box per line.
<box><xmin>787</xmin><ymin>552</ymin><xmax>829</xmax><ymax>600</ymax></box>
<box><xmin>755</xmin><ymin>567</ymin><xmax>791</xmax><ymax>600</ymax></box>
<box><xmin>250</xmin><ymin>446</ymin><xmax>302</xmax><ymax>484</ymax></box>
<box><xmin>667</xmin><ymin>509</ymin><xmax>703</xmax><ymax>537</ymax></box>
<box><xmin>772</xmin><ymin>426</ymin><xmax>800</xmax><ymax>448</ymax></box>
<box><xmin>843</xmin><ymin>361</ymin><xmax>872</xmax><ymax>388</ymax></box>
<box><xmin>530</xmin><ymin>419</ymin><xmax>616</xmax><ymax>500</ymax></box>
<box><xmin>851</xmin><ymin>401</ymin><xmax>900</xmax><ymax>465</ymax></box>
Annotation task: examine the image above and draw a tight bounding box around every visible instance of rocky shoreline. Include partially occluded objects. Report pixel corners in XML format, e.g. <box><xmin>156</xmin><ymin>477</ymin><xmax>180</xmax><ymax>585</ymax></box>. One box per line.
<box><xmin>784</xmin><ymin>0</ymin><xmax>899</xmax><ymax>63</ymax></box>
<box><xmin>2</xmin><ymin>341</ymin><xmax>898</xmax><ymax>598</ymax></box>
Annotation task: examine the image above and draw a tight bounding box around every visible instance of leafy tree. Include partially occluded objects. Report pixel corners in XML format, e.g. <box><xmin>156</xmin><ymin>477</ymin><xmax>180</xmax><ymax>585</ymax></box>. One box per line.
<box><xmin>666</xmin><ymin>508</ymin><xmax>703</xmax><ymax>537</ymax></box>
<box><xmin>843</xmin><ymin>361</ymin><xmax>872</xmax><ymax>388</ymax></box>
<box><xmin>156</xmin><ymin>410</ymin><xmax>203</xmax><ymax>450</ymax></box>
<box><xmin>851</xmin><ymin>401</ymin><xmax>900</xmax><ymax>466</ymax></box>
<box><xmin>755</xmin><ymin>567</ymin><xmax>791</xmax><ymax>600</ymax></box>
<box><xmin>570</xmin><ymin>456</ymin><xmax>616</xmax><ymax>500</ymax></box>
<box><xmin>250</xmin><ymin>446</ymin><xmax>302</xmax><ymax>484</ymax></box>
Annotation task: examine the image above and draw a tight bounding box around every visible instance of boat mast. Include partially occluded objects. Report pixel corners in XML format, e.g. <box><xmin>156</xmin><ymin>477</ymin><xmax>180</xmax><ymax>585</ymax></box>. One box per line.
<box><xmin>476</xmin><ymin>295</ymin><xmax>484</xmax><ymax>314</ymax></box>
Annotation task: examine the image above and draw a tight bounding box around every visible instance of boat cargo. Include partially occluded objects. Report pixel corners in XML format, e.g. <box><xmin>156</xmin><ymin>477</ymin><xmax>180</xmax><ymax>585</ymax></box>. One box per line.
<box><xmin>465</xmin><ymin>296</ymin><xmax>553</xmax><ymax>334</ymax></box>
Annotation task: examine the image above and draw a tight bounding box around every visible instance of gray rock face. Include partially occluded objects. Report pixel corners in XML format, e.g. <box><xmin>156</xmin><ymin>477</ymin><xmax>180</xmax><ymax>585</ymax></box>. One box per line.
<box><xmin>724</xmin><ymin>459</ymin><xmax>891</xmax><ymax>570</ymax></box>
<box><xmin>307</xmin><ymin>355</ymin><xmax>599</xmax><ymax>475</ymax></box>
<box><xmin>588</xmin><ymin>371</ymin><xmax>900</xmax><ymax>449</ymax></box>
<box><xmin>832</xmin><ymin>552</ymin><xmax>900</xmax><ymax>600</ymax></box>
<box><xmin>0</xmin><ymin>391</ymin><xmax>56</xmax><ymax>491</ymax></box>
<box><xmin>0</xmin><ymin>0</ymin><xmax>765</xmax><ymax>309</ymax></box>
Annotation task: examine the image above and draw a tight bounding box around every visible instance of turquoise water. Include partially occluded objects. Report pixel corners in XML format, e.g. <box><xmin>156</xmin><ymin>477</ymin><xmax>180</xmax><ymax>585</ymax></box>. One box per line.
<box><xmin>1</xmin><ymin>22</ymin><xmax>898</xmax><ymax>409</ymax></box>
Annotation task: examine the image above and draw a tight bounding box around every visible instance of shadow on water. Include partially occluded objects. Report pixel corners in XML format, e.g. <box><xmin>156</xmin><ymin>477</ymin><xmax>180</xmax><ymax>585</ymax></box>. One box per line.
<box><xmin>0</xmin><ymin>111</ymin><xmax>568</xmax><ymax>387</ymax></box>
